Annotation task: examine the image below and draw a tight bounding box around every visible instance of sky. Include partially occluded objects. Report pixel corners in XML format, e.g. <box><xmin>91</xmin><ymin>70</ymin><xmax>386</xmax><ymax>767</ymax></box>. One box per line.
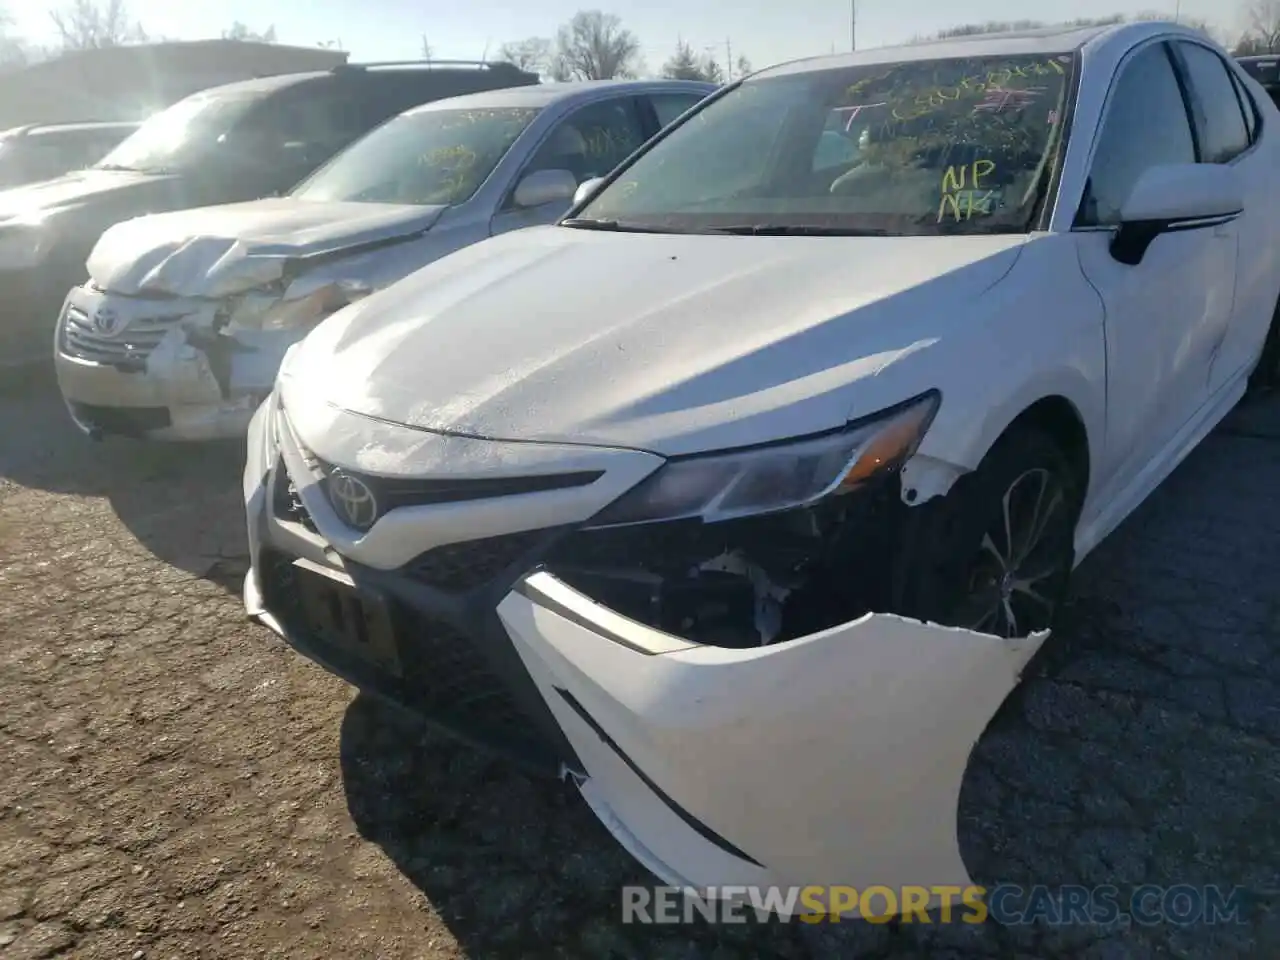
<box><xmin>10</xmin><ymin>0</ymin><xmax>1252</xmax><ymax>71</ymax></box>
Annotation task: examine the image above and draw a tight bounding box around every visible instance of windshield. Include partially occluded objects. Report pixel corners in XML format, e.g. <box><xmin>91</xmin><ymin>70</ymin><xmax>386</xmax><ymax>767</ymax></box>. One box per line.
<box><xmin>292</xmin><ymin>107</ymin><xmax>541</xmax><ymax>206</ymax></box>
<box><xmin>95</xmin><ymin>91</ymin><xmax>260</xmax><ymax>174</ymax></box>
<box><xmin>576</xmin><ymin>53</ymin><xmax>1076</xmax><ymax>236</ymax></box>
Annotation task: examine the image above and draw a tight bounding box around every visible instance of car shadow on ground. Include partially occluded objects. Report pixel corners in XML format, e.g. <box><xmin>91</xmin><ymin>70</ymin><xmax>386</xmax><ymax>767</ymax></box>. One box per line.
<box><xmin>337</xmin><ymin>395</ymin><xmax>1280</xmax><ymax>958</ymax></box>
<box><xmin>0</xmin><ymin>369</ymin><xmax>250</xmax><ymax>593</ymax></box>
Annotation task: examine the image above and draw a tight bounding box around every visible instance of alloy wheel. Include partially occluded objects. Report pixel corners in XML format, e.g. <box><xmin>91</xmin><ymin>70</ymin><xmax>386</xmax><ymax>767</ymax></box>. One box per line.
<box><xmin>952</xmin><ymin>466</ymin><xmax>1073</xmax><ymax>638</ymax></box>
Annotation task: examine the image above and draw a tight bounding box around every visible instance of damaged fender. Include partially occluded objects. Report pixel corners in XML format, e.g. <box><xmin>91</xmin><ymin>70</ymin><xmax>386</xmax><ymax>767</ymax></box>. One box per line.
<box><xmin>498</xmin><ymin>571</ymin><xmax>1047</xmax><ymax>917</ymax></box>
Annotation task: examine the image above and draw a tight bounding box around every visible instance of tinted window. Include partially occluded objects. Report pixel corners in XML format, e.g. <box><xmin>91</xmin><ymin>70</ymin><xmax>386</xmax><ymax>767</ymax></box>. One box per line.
<box><xmin>1178</xmin><ymin>42</ymin><xmax>1250</xmax><ymax>162</ymax></box>
<box><xmin>1077</xmin><ymin>44</ymin><xmax>1194</xmax><ymax>226</ymax></box>
<box><xmin>525</xmin><ymin>99</ymin><xmax>646</xmax><ymax>184</ymax></box>
<box><xmin>1229</xmin><ymin>69</ymin><xmax>1259</xmax><ymax>143</ymax></box>
<box><xmin>650</xmin><ymin>93</ymin><xmax>706</xmax><ymax>128</ymax></box>
<box><xmin>96</xmin><ymin>91</ymin><xmax>261</xmax><ymax>173</ymax></box>
<box><xmin>580</xmin><ymin>53</ymin><xmax>1076</xmax><ymax>236</ymax></box>
<box><xmin>293</xmin><ymin>107</ymin><xmax>540</xmax><ymax>205</ymax></box>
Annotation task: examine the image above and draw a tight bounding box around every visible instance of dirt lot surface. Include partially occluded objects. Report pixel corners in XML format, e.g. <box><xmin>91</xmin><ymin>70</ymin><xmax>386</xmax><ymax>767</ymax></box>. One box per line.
<box><xmin>2</xmin><ymin>372</ymin><xmax>1280</xmax><ymax>959</ymax></box>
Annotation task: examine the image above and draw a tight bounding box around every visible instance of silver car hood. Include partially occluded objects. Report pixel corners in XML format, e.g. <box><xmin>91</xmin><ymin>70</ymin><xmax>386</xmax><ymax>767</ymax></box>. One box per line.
<box><xmin>286</xmin><ymin>224</ymin><xmax>1027</xmax><ymax>457</ymax></box>
<box><xmin>87</xmin><ymin>197</ymin><xmax>447</xmax><ymax>298</ymax></box>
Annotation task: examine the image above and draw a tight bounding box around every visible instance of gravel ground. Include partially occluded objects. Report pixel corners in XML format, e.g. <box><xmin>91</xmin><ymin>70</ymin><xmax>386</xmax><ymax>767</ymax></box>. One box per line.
<box><xmin>2</xmin><ymin>371</ymin><xmax>1279</xmax><ymax>959</ymax></box>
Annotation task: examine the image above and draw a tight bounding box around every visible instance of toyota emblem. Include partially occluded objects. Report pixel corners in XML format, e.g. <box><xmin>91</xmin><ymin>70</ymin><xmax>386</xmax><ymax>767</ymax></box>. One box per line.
<box><xmin>327</xmin><ymin>471</ymin><xmax>378</xmax><ymax>531</ymax></box>
<box><xmin>92</xmin><ymin>307</ymin><xmax>121</xmax><ymax>336</ymax></box>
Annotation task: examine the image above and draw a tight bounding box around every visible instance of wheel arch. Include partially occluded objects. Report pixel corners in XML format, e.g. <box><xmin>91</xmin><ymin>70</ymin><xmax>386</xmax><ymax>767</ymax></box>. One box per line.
<box><xmin>996</xmin><ymin>394</ymin><xmax>1092</xmax><ymax>501</ymax></box>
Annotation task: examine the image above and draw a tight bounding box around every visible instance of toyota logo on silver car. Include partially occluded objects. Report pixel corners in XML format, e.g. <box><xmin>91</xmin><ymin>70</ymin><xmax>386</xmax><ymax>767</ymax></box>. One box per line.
<box><xmin>92</xmin><ymin>307</ymin><xmax>121</xmax><ymax>336</ymax></box>
<box><xmin>327</xmin><ymin>471</ymin><xmax>378</xmax><ymax>530</ymax></box>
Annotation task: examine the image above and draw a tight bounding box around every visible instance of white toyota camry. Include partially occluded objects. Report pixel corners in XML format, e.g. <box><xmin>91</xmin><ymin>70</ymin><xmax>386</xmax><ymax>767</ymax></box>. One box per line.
<box><xmin>242</xmin><ymin>22</ymin><xmax>1280</xmax><ymax>917</ymax></box>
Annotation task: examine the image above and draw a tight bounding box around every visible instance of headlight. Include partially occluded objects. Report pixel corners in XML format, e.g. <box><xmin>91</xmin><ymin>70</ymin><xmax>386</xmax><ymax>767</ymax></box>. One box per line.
<box><xmin>227</xmin><ymin>279</ymin><xmax>371</xmax><ymax>333</ymax></box>
<box><xmin>0</xmin><ymin>224</ymin><xmax>52</xmax><ymax>269</ymax></box>
<box><xmin>590</xmin><ymin>391</ymin><xmax>940</xmax><ymax>528</ymax></box>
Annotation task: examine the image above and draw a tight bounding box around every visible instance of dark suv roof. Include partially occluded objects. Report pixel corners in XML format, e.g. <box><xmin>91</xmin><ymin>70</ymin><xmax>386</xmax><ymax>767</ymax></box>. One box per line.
<box><xmin>211</xmin><ymin>59</ymin><xmax>540</xmax><ymax>100</ymax></box>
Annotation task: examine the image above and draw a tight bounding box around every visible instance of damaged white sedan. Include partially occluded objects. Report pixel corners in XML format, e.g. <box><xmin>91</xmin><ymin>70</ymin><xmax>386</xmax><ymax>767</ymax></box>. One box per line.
<box><xmin>243</xmin><ymin>22</ymin><xmax>1280</xmax><ymax>917</ymax></box>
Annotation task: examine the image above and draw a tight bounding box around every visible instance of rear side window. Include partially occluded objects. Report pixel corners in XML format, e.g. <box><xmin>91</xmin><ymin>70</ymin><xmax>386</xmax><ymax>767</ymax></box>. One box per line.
<box><xmin>1228</xmin><ymin>69</ymin><xmax>1260</xmax><ymax>143</ymax></box>
<box><xmin>1176</xmin><ymin>42</ymin><xmax>1251</xmax><ymax>162</ymax></box>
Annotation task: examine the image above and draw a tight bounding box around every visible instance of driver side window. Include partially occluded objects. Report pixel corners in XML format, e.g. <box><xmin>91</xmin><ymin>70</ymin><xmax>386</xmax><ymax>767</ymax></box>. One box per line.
<box><xmin>1077</xmin><ymin>43</ymin><xmax>1196</xmax><ymax>227</ymax></box>
<box><xmin>524</xmin><ymin>99</ymin><xmax>646</xmax><ymax>186</ymax></box>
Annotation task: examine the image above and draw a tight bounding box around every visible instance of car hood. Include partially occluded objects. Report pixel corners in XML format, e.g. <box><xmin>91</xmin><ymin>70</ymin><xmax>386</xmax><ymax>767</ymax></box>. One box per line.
<box><xmin>286</xmin><ymin>225</ymin><xmax>1028</xmax><ymax>457</ymax></box>
<box><xmin>87</xmin><ymin>198</ymin><xmax>447</xmax><ymax>298</ymax></box>
<box><xmin>0</xmin><ymin>166</ymin><xmax>178</xmax><ymax>223</ymax></box>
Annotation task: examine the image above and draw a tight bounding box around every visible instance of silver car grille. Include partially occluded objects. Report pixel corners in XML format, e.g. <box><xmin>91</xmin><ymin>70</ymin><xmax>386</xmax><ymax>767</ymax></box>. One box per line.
<box><xmin>59</xmin><ymin>304</ymin><xmax>181</xmax><ymax>367</ymax></box>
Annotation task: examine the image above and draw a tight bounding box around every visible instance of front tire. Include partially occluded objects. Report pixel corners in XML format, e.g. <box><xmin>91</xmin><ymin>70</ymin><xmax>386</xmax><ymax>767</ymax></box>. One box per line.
<box><xmin>891</xmin><ymin>427</ymin><xmax>1081</xmax><ymax>638</ymax></box>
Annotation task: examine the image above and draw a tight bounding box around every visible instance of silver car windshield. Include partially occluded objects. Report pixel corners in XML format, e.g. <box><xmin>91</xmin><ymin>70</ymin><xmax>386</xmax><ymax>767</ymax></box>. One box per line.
<box><xmin>292</xmin><ymin>106</ymin><xmax>541</xmax><ymax>206</ymax></box>
<box><xmin>575</xmin><ymin>53</ymin><xmax>1077</xmax><ymax>236</ymax></box>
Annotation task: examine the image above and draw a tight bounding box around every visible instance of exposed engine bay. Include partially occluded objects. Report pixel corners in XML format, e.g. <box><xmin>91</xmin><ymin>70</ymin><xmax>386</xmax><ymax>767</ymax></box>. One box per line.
<box><xmin>544</xmin><ymin>474</ymin><xmax>910</xmax><ymax>648</ymax></box>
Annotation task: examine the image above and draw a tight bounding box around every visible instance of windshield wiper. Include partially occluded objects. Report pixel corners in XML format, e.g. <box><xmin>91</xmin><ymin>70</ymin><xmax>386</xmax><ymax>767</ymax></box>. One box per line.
<box><xmin>709</xmin><ymin>224</ymin><xmax>895</xmax><ymax>236</ymax></box>
<box><xmin>560</xmin><ymin>218</ymin><xmax>722</xmax><ymax>235</ymax></box>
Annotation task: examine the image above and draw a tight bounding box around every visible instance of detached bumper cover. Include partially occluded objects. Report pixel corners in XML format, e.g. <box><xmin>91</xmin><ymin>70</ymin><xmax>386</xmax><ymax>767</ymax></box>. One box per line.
<box><xmin>498</xmin><ymin>572</ymin><xmax>1046</xmax><ymax>910</ymax></box>
<box><xmin>242</xmin><ymin>398</ymin><xmax>1049</xmax><ymax>915</ymax></box>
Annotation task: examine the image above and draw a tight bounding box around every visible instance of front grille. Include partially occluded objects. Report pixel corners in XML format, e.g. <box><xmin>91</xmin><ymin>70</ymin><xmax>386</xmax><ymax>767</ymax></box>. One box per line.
<box><xmin>405</xmin><ymin>529</ymin><xmax>550</xmax><ymax>593</ymax></box>
<box><xmin>396</xmin><ymin>607</ymin><xmax>534</xmax><ymax>739</ymax></box>
<box><xmin>68</xmin><ymin>402</ymin><xmax>171</xmax><ymax>437</ymax></box>
<box><xmin>314</xmin><ymin>460</ymin><xmax>603</xmax><ymax>516</ymax></box>
<box><xmin>59</xmin><ymin>304</ymin><xmax>182</xmax><ymax>367</ymax></box>
<box><xmin>260</xmin><ymin>550</ymin><xmax>539</xmax><ymax>750</ymax></box>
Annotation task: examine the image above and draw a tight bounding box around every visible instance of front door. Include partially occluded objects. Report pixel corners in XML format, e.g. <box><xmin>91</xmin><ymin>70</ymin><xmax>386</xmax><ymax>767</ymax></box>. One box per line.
<box><xmin>490</xmin><ymin>97</ymin><xmax>649</xmax><ymax>236</ymax></box>
<box><xmin>1072</xmin><ymin>40</ymin><xmax>1236</xmax><ymax>503</ymax></box>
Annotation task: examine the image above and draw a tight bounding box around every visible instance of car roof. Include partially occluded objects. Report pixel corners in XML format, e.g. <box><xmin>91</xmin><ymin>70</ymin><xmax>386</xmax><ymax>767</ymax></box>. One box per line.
<box><xmin>189</xmin><ymin>61</ymin><xmax>540</xmax><ymax>103</ymax></box>
<box><xmin>755</xmin><ymin>21</ymin><xmax>1148</xmax><ymax>78</ymax></box>
<box><xmin>405</xmin><ymin>78</ymin><xmax>718</xmax><ymax>114</ymax></box>
<box><xmin>185</xmin><ymin>71</ymin><xmax>333</xmax><ymax>99</ymax></box>
<box><xmin>28</xmin><ymin>121</ymin><xmax>140</xmax><ymax>135</ymax></box>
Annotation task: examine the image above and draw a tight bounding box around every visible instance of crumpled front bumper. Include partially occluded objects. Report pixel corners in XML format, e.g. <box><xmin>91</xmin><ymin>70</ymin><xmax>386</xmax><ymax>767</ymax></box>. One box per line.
<box><xmin>54</xmin><ymin>285</ymin><xmax>292</xmax><ymax>441</ymax></box>
<box><xmin>241</xmin><ymin>395</ymin><xmax>1049</xmax><ymax>917</ymax></box>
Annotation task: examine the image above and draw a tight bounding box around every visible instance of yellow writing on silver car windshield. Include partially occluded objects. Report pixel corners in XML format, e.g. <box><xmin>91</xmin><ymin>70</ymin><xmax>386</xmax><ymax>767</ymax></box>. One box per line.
<box><xmin>938</xmin><ymin>159</ymin><xmax>998</xmax><ymax>222</ymax></box>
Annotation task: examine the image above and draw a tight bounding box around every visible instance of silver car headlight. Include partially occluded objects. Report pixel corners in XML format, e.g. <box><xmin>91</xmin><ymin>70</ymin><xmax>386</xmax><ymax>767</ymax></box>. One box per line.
<box><xmin>227</xmin><ymin>278</ymin><xmax>372</xmax><ymax>333</ymax></box>
<box><xmin>590</xmin><ymin>391</ymin><xmax>940</xmax><ymax>528</ymax></box>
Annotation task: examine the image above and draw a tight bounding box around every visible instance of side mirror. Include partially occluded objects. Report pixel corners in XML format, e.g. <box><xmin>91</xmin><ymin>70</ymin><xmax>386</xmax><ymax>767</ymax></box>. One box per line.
<box><xmin>513</xmin><ymin>168</ymin><xmax>578</xmax><ymax>209</ymax></box>
<box><xmin>1111</xmin><ymin>163</ymin><xmax>1244</xmax><ymax>266</ymax></box>
<box><xmin>573</xmin><ymin>176</ymin><xmax>605</xmax><ymax>208</ymax></box>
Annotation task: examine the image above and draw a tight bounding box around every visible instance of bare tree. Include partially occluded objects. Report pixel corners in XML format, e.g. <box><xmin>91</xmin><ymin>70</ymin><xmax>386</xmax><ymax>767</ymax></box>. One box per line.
<box><xmin>421</xmin><ymin>35</ymin><xmax>433</xmax><ymax>62</ymax></box>
<box><xmin>735</xmin><ymin>54</ymin><xmax>752</xmax><ymax>78</ymax></box>
<box><xmin>0</xmin><ymin>4</ymin><xmax>29</xmax><ymax>67</ymax></box>
<box><xmin>552</xmin><ymin>10</ymin><xmax>642</xmax><ymax>81</ymax></box>
<box><xmin>223</xmin><ymin>21</ymin><xmax>277</xmax><ymax>43</ymax></box>
<box><xmin>50</xmin><ymin>0</ymin><xmax>147</xmax><ymax>50</ymax></box>
<box><xmin>497</xmin><ymin>37</ymin><xmax>552</xmax><ymax>73</ymax></box>
<box><xmin>661</xmin><ymin>39</ymin><xmax>723</xmax><ymax>82</ymax></box>
<box><xmin>1240</xmin><ymin>0</ymin><xmax>1280</xmax><ymax>52</ymax></box>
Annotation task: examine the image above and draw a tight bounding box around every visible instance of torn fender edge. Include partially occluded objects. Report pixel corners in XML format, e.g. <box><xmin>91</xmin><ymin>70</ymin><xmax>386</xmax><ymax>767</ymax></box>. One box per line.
<box><xmin>498</xmin><ymin>571</ymin><xmax>1048</xmax><ymax>919</ymax></box>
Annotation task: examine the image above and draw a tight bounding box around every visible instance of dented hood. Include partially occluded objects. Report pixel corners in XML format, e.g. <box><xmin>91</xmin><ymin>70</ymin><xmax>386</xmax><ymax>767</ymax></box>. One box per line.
<box><xmin>88</xmin><ymin>197</ymin><xmax>446</xmax><ymax>299</ymax></box>
<box><xmin>289</xmin><ymin>225</ymin><xmax>1027</xmax><ymax>456</ymax></box>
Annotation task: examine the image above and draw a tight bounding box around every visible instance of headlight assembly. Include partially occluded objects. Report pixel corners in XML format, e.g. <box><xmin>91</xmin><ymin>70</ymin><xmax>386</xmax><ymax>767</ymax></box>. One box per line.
<box><xmin>589</xmin><ymin>390</ymin><xmax>940</xmax><ymax>528</ymax></box>
<box><xmin>227</xmin><ymin>278</ymin><xmax>372</xmax><ymax>333</ymax></box>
